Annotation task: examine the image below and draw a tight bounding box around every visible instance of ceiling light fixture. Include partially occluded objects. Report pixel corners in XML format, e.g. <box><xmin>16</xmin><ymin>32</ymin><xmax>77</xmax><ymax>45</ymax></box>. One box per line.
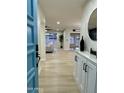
<box><xmin>57</xmin><ymin>21</ymin><xmax>60</xmax><ymax>24</ymax></box>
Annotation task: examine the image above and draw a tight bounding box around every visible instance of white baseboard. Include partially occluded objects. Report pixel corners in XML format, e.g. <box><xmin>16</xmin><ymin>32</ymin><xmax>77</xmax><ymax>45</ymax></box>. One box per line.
<box><xmin>38</xmin><ymin>59</ymin><xmax>45</xmax><ymax>75</ymax></box>
<box><xmin>64</xmin><ymin>49</ymin><xmax>71</xmax><ymax>50</ymax></box>
<box><xmin>40</xmin><ymin>58</ymin><xmax>46</xmax><ymax>62</ymax></box>
<box><xmin>38</xmin><ymin>66</ymin><xmax>42</xmax><ymax>75</ymax></box>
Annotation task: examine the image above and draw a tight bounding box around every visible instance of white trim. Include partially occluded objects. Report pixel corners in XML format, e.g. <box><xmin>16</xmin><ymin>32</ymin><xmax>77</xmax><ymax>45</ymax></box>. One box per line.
<box><xmin>40</xmin><ymin>58</ymin><xmax>46</xmax><ymax>62</ymax></box>
<box><xmin>38</xmin><ymin>66</ymin><xmax>42</xmax><ymax>75</ymax></box>
<box><xmin>38</xmin><ymin>60</ymin><xmax>45</xmax><ymax>75</ymax></box>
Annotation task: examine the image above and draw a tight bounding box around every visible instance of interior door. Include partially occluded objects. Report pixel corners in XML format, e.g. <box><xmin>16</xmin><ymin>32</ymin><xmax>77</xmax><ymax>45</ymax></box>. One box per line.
<box><xmin>27</xmin><ymin>0</ymin><xmax>38</xmax><ymax>93</ymax></box>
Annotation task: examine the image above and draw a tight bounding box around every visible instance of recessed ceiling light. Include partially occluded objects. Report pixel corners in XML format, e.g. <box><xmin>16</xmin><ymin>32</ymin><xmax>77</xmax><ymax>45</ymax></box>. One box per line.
<box><xmin>57</xmin><ymin>21</ymin><xmax>60</xmax><ymax>24</ymax></box>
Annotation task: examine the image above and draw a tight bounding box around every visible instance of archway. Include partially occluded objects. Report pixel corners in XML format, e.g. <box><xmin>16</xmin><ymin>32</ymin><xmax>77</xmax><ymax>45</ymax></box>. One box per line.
<box><xmin>88</xmin><ymin>8</ymin><xmax>97</xmax><ymax>41</ymax></box>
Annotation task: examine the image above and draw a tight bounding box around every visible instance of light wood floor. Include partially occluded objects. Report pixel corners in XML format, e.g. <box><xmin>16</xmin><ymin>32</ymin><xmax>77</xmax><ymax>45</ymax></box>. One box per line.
<box><xmin>39</xmin><ymin>49</ymin><xmax>80</xmax><ymax>93</ymax></box>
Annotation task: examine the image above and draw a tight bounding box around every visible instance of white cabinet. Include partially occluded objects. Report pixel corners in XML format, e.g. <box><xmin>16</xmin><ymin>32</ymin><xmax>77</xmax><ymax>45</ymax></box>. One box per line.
<box><xmin>74</xmin><ymin>51</ymin><xmax>97</xmax><ymax>93</ymax></box>
<box><xmin>85</xmin><ymin>60</ymin><xmax>96</xmax><ymax>93</ymax></box>
<box><xmin>74</xmin><ymin>55</ymin><xmax>85</xmax><ymax>89</ymax></box>
<box><xmin>74</xmin><ymin>55</ymin><xmax>79</xmax><ymax>82</ymax></box>
<box><xmin>80</xmin><ymin>58</ymin><xmax>86</xmax><ymax>93</ymax></box>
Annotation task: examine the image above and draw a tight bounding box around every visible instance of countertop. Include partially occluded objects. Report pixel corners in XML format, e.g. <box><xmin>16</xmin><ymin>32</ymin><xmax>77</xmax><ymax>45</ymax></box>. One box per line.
<box><xmin>75</xmin><ymin>50</ymin><xmax>97</xmax><ymax>65</ymax></box>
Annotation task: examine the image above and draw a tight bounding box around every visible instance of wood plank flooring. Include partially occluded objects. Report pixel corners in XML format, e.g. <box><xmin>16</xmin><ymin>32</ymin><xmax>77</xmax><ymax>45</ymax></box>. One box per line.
<box><xmin>39</xmin><ymin>50</ymin><xmax>80</xmax><ymax>93</ymax></box>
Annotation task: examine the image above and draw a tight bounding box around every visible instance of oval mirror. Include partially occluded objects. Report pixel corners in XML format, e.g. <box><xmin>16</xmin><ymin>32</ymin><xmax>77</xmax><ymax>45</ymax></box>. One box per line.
<box><xmin>88</xmin><ymin>9</ymin><xmax>97</xmax><ymax>41</ymax></box>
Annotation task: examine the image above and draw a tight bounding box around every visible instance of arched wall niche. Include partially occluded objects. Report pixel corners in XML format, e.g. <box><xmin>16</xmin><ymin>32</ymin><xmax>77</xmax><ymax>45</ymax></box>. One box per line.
<box><xmin>80</xmin><ymin>0</ymin><xmax>97</xmax><ymax>52</ymax></box>
<box><xmin>88</xmin><ymin>8</ymin><xmax>97</xmax><ymax>41</ymax></box>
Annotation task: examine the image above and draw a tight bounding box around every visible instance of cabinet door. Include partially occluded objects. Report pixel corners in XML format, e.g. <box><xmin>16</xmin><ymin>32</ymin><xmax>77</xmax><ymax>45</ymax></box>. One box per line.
<box><xmin>80</xmin><ymin>58</ymin><xmax>86</xmax><ymax>93</ymax></box>
<box><xmin>75</xmin><ymin>54</ymin><xmax>84</xmax><ymax>89</ymax></box>
<box><xmin>74</xmin><ymin>55</ymin><xmax>77</xmax><ymax>77</ymax></box>
<box><xmin>86</xmin><ymin>61</ymin><xmax>96</xmax><ymax>93</ymax></box>
<box><xmin>76</xmin><ymin>55</ymin><xmax>81</xmax><ymax>85</ymax></box>
<box><xmin>74</xmin><ymin>55</ymin><xmax>78</xmax><ymax>81</ymax></box>
<box><xmin>78</xmin><ymin>57</ymin><xmax>83</xmax><ymax>85</ymax></box>
<box><xmin>74</xmin><ymin>55</ymin><xmax>79</xmax><ymax>81</ymax></box>
<box><xmin>74</xmin><ymin>54</ymin><xmax>80</xmax><ymax>84</ymax></box>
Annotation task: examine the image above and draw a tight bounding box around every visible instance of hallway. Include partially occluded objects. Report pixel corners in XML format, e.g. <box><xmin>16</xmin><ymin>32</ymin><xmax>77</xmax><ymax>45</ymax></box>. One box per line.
<box><xmin>27</xmin><ymin>0</ymin><xmax>97</xmax><ymax>93</ymax></box>
<box><xmin>39</xmin><ymin>50</ymin><xmax>80</xmax><ymax>93</ymax></box>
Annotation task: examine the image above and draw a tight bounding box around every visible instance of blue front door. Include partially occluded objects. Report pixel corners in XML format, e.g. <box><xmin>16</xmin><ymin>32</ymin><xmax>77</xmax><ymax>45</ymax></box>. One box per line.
<box><xmin>27</xmin><ymin>0</ymin><xmax>38</xmax><ymax>93</ymax></box>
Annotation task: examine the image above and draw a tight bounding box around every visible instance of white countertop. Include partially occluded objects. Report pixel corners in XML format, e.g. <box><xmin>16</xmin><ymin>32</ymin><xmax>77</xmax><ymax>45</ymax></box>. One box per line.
<box><xmin>75</xmin><ymin>50</ymin><xmax>97</xmax><ymax>65</ymax></box>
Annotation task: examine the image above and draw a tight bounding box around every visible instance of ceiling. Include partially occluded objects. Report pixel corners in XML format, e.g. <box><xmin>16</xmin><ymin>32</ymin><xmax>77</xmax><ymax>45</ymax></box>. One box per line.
<box><xmin>39</xmin><ymin>0</ymin><xmax>87</xmax><ymax>31</ymax></box>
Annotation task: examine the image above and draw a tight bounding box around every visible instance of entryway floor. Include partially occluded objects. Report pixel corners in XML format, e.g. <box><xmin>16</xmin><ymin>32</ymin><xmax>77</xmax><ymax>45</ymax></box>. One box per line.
<box><xmin>39</xmin><ymin>49</ymin><xmax>80</xmax><ymax>93</ymax></box>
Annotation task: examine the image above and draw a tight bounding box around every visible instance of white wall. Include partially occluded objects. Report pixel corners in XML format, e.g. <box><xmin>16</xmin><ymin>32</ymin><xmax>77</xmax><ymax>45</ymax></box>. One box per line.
<box><xmin>37</xmin><ymin>5</ymin><xmax>46</xmax><ymax>75</ymax></box>
<box><xmin>80</xmin><ymin>0</ymin><xmax>97</xmax><ymax>52</ymax></box>
<box><xmin>56</xmin><ymin>32</ymin><xmax>62</xmax><ymax>49</ymax></box>
<box><xmin>38</xmin><ymin>7</ymin><xmax>46</xmax><ymax>62</ymax></box>
<box><xmin>63</xmin><ymin>30</ymin><xmax>70</xmax><ymax>50</ymax></box>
